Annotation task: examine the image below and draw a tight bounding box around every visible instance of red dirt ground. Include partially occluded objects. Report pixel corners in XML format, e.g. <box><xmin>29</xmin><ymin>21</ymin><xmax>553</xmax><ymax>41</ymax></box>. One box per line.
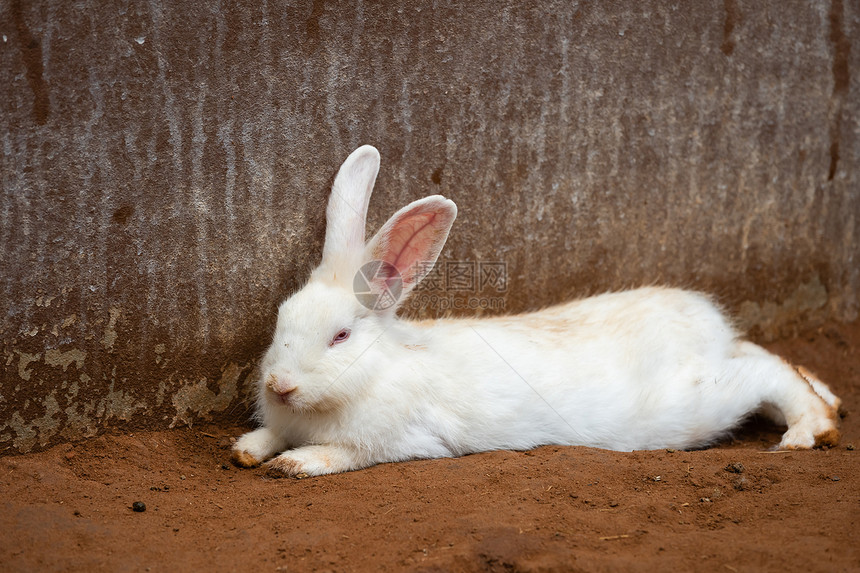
<box><xmin>1</xmin><ymin>321</ymin><xmax>858</xmax><ymax>572</ymax></box>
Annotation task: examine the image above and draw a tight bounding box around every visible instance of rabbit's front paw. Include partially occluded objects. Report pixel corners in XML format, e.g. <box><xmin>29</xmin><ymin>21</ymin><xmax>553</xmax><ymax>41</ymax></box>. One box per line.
<box><xmin>264</xmin><ymin>454</ymin><xmax>306</xmax><ymax>478</ymax></box>
<box><xmin>231</xmin><ymin>427</ymin><xmax>287</xmax><ymax>468</ymax></box>
<box><xmin>231</xmin><ymin>448</ymin><xmax>261</xmax><ymax>468</ymax></box>
<box><xmin>264</xmin><ymin>445</ymin><xmax>360</xmax><ymax>478</ymax></box>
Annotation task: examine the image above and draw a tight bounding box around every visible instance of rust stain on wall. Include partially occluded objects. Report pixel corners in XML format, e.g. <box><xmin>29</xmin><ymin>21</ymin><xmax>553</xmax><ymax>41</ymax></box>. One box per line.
<box><xmin>9</xmin><ymin>0</ymin><xmax>50</xmax><ymax>125</ymax></box>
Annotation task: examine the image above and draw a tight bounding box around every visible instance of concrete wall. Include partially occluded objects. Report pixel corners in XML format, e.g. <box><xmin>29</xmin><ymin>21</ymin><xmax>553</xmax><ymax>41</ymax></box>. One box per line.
<box><xmin>2</xmin><ymin>0</ymin><xmax>857</xmax><ymax>453</ymax></box>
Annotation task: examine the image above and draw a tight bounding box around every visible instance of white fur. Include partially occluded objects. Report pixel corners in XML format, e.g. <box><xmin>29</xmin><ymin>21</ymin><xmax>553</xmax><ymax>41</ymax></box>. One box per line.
<box><xmin>233</xmin><ymin>145</ymin><xmax>841</xmax><ymax>477</ymax></box>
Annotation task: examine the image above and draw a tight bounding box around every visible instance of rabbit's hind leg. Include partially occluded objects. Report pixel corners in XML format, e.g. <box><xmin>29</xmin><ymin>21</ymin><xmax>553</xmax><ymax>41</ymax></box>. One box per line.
<box><xmin>794</xmin><ymin>365</ymin><xmax>842</xmax><ymax>413</ymax></box>
<box><xmin>732</xmin><ymin>342</ymin><xmax>840</xmax><ymax>450</ymax></box>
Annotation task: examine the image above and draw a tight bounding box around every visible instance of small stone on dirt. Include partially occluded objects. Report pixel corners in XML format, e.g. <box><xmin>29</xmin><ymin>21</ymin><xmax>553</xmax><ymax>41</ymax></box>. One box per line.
<box><xmin>725</xmin><ymin>462</ymin><xmax>745</xmax><ymax>474</ymax></box>
<box><xmin>732</xmin><ymin>477</ymin><xmax>750</xmax><ymax>491</ymax></box>
<box><xmin>132</xmin><ymin>501</ymin><xmax>146</xmax><ymax>512</ymax></box>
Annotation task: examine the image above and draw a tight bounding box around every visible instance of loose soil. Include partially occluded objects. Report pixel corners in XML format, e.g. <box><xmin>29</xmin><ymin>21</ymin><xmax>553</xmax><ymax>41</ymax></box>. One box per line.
<box><xmin>2</xmin><ymin>322</ymin><xmax>858</xmax><ymax>572</ymax></box>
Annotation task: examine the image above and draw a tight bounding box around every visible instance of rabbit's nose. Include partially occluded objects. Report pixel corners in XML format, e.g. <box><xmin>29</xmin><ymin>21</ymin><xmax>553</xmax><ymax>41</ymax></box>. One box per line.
<box><xmin>266</xmin><ymin>373</ymin><xmax>297</xmax><ymax>396</ymax></box>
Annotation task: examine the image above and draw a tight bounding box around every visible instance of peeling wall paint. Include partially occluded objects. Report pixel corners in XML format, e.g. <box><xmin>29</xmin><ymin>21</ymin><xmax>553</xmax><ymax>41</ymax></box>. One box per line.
<box><xmin>170</xmin><ymin>362</ymin><xmax>252</xmax><ymax>428</ymax></box>
<box><xmin>1</xmin><ymin>0</ymin><xmax>858</xmax><ymax>454</ymax></box>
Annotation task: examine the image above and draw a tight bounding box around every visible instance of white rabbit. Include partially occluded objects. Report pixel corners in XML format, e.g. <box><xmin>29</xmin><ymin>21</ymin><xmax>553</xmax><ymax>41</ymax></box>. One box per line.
<box><xmin>232</xmin><ymin>145</ymin><xmax>841</xmax><ymax>477</ymax></box>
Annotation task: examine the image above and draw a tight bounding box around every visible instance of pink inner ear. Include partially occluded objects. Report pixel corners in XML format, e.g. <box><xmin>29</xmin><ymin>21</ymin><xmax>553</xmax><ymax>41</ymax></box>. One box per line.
<box><xmin>376</xmin><ymin>207</ymin><xmax>446</xmax><ymax>285</ymax></box>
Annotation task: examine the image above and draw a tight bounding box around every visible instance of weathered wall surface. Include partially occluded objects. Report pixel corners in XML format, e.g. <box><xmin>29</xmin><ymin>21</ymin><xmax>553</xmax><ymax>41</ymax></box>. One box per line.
<box><xmin>1</xmin><ymin>0</ymin><xmax>858</xmax><ymax>453</ymax></box>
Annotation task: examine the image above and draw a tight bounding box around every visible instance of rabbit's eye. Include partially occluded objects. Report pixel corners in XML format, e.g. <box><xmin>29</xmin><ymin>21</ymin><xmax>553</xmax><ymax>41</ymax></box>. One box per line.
<box><xmin>330</xmin><ymin>328</ymin><xmax>351</xmax><ymax>346</ymax></box>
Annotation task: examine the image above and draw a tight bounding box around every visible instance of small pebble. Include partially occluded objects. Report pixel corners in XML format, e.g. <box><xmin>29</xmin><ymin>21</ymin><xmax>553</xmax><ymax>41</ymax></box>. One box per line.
<box><xmin>831</xmin><ymin>476</ymin><xmax>841</xmax><ymax>482</ymax></box>
<box><xmin>725</xmin><ymin>462</ymin><xmax>745</xmax><ymax>474</ymax></box>
<box><xmin>132</xmin><ymin>501</ymin><xmax>146</xmax><ymax>512</ymax></box>
<box><xmin>846</xmin><ymin>444</ymin><xmax>855</xmax><ymax>451</ymax></box>
<box><xmin>732</xmin><ymin>476</ymin><xmax>750</xmax><ymax>491</ymax></box>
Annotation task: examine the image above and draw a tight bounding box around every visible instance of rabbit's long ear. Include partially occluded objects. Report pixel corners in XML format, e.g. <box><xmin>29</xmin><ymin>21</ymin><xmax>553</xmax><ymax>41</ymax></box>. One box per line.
<box><xmin>361</xmin><ymin>195</ymin><xmax>457</xmax><ymax>313</ymax></box>
<box><xmin>320</xmin><ymin>145</ymin><xmax>380</xmax><ymax>271</ymax></box>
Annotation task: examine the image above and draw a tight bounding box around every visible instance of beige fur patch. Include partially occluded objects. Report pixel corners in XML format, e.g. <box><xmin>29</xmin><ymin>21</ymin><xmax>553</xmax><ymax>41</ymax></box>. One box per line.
<box><xmin>264</xmin><ymin>456</ymin><xmax>302</xmax><ymax>478</ymax></box>
<box><xmin>231</xmin><ymin>449</ymin><xmax>261</xmax><ymax>468</ymax></box>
